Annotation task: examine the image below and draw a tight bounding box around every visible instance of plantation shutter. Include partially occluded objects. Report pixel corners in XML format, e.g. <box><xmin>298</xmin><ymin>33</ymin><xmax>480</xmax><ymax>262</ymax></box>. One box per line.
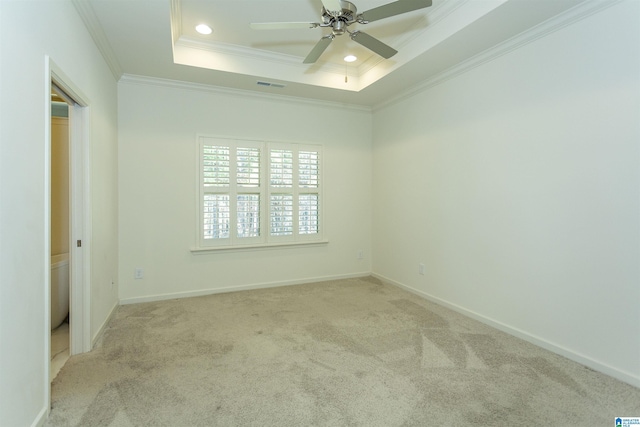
<box><xmin>199</xmin><ymin>137</ymin><xmax>321</xmax><ymax>248</ymax></box>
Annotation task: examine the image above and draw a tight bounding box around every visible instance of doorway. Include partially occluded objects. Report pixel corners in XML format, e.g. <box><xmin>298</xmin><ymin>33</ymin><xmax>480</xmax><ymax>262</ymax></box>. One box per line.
<box><xmin>46</xmin><ymin>58</ymin><xmax>92</xmax><ymax>404</ymax></box>
<box><xmin>50</xmin><ymin>89</ymin><xmax>71</xmax><ymax>380</ymax></box>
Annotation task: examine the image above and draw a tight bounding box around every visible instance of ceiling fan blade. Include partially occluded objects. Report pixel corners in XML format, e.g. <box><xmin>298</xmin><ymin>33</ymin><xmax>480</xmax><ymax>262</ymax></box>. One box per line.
<box><xmin>360</xmin><ymin>0</ymin><xmax>432</xmax><ymax>23</ymax></box>
<box><xmin>350</xmin><ymin>31</ymin><xmax>397</xmax><ymax>59</ymax></box>
<box><xmin>250</xmin><ymin>22</ymin><xmax>319</xmax><ymax>30</ymax></box>
<box><xmin>303</xmin><ymin>35</ymin><xmax>334</xmax><ymax>64</ymax></box>
<box><xmin>320</xmin><ymin>0</ymin><xmax>343</xmax><ymax>13</ymax></box>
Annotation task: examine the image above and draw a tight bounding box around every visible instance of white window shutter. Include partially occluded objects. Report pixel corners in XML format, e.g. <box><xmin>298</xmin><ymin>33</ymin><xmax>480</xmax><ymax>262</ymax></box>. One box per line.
<box><xmin>199</xmin><ymin>136</ymin><xmax>322</xmax><ymax>248</ymax></box>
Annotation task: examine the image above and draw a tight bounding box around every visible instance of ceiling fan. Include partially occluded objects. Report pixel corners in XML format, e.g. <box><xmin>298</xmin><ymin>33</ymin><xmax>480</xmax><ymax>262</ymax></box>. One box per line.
<box><xmin>250</xmin><ymin>0</ymin><xmax>432</xmax><ymax>64</ymax></box>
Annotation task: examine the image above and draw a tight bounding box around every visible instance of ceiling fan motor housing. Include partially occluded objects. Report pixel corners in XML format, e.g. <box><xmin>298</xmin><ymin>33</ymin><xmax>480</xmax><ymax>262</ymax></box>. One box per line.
<box><xmin>323</xmin><ymin>1</ymin><xmax>358</xmax><ymax>35</ymax></box>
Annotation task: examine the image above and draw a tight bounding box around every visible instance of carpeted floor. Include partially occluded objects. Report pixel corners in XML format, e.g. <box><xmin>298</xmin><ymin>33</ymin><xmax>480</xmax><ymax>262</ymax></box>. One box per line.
<box><xmin>47</xmin><ymin>276</ymin><xmax>640</xmax><ymax>426</ymax></box>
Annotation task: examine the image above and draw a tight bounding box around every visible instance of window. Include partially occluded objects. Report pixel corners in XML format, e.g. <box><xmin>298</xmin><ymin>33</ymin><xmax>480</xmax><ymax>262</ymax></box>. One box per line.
<box><xmin>198</xmin><ymin>136</ymin><xmax>322</xmax><ymax>249</ymax></box>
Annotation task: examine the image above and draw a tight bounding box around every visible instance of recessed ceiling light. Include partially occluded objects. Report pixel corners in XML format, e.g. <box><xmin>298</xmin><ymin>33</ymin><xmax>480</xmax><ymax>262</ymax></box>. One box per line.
<box><xmin>195</xmin><ymin>24</ymin><xmax>212</xmax><ymax>35</ymax></box>
<box><xmin>344</xmin><ymin>55</ymin><xmax>357</xmax><ymax>63</ymax></box>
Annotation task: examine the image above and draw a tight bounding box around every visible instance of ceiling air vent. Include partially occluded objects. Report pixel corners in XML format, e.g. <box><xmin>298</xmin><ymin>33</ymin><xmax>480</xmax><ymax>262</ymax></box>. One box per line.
<box><xmin>256</xmin><ymin>81</ymin><xmax>286</xmax><ymax>89</ymax></box>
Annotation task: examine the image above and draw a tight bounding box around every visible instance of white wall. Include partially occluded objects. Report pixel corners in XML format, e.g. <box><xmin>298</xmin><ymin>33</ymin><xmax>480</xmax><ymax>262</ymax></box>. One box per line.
<box><xmin>118</xmin><ymin>80</ymin><xmax>372</xmax><ymax>302</ymax></box>
<box><xmin>372</xmin><ymin>0</ymin><xmax>639</xmax><ymax>386</ymax></box>
<box><xmin>0</xmin><ymin>1</ymin><xmax>118</xmax><ymax>425</ymax></box>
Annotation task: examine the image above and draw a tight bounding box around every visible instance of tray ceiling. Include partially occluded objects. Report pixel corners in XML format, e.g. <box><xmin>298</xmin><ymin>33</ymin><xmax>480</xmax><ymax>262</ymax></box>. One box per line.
<box><xmin>78</xmin><ymin>0</ymin><xmax>590</xmax><ymax>107</ymax></box>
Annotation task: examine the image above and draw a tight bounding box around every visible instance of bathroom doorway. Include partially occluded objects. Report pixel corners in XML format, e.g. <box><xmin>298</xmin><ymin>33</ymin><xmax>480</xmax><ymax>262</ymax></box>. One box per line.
<box><xmin>50</xmin><ymin>89</ymin><xmax>71</xmax><ymax>380</ymax></box>
<box><xmin>46</xmin><ymin>59</ymin><xmax>92</xmax><ymax>401</ymax></box>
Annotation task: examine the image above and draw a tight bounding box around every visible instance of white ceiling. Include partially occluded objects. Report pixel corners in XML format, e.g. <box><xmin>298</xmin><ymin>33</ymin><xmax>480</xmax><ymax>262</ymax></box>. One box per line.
<box><xmin>78</xmin><ymin>0</ymin><xmax>589</xmax><ymax>107</ymax></box>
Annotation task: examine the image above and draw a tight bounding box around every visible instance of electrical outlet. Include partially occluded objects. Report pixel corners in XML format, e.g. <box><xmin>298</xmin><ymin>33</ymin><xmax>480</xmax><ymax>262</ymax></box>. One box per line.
<box><xmin>134</xmin><ymin>268</ymin><xmax>144</xmax><ymax>279</ymax></box>
<box><xmin>419</xmin><ymin>263</ymin><xmax>425</xmax><ymax>275</ymax></box>
<box><xmin>357</xmin><ymin>250</ymin><xmax>364</xmax><ymax>260</ymax></box>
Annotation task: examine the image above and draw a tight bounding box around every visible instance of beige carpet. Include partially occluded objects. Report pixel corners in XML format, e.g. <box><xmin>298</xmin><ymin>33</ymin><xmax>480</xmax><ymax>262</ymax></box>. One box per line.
<box><xmin>47</xmin><ymin>276</ymin><xmax>640</xmax><ymax>426</ymax></box>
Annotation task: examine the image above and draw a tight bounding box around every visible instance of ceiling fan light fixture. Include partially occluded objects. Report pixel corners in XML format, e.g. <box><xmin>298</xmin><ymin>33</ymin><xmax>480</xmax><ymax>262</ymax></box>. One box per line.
<box><xmin>195</xmin><ymin>24</ymin><xmax>212</xmax><ymax>35</ymax></box>
<box><xmin>344</xmin><ymin>55</ymin><xmax>357</xmax><ymax>62</ymax></box>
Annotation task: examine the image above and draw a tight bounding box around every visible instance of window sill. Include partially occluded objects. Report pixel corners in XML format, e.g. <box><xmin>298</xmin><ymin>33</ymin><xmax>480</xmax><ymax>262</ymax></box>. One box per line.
<box><xmin>190</xmin><ymin>239</ymin><xmax>329</xmax><ymax>254</ymax></box>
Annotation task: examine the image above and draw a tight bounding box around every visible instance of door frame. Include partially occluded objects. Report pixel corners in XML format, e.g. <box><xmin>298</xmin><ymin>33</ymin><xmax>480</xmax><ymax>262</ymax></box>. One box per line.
<box><xmin>45</xmin><ymin>57</ymin><xmax>92</xmax><ymax>393</ymax></box>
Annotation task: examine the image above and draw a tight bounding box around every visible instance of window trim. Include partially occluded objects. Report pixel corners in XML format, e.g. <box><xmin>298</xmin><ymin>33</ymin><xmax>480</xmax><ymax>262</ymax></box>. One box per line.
<box><xmin>190</xmin><ymin>239</ymin><xmax>329</xmax><ymax>254</ymax></box>
<box><xmin>195</xmin><ymin>135</ymin><xmax>324</xmax><ymax>252</ymax></box>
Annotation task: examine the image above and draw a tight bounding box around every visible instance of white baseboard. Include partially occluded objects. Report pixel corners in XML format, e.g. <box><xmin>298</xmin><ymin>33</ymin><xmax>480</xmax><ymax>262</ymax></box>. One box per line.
<box><xmin>91</xmin><ymin>301</ymin><xmax>119</xmax><ymax>349</ymax></box>
<box><xmin>31</xmin><ymin>405</ymin><xmax>48</xmax><ymax>427</ymax></box>
<box><xmin>119</xmin><ymin>272</ymin><xmax>372</xmax><ymax>305</ymax></box>
<box><xmin>372</xmin><ymin>272</ymin><xmax>640</xmax><ymax>389</ymax></box>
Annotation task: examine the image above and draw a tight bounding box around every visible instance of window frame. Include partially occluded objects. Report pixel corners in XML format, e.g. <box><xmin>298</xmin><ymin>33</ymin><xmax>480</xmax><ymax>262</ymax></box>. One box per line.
<box><xmin>196</xmin><ymin>135</ymin><xmax>324</xmax><ymax>251</ymax></box>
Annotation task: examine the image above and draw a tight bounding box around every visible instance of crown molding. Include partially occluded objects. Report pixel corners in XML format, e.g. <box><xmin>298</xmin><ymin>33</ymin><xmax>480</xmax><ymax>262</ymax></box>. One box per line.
<box><xmin>372</xmin><ymin>0</ymin><xmax>623</xmax><ymax>112</ymax></box>
<box><xmin>170</xmin><ymin>0</ymin><xmax>182</xmax><ymax>45</ymax></box>
<box><xmin>177</xmin><ymin>36</ymin><xmax>346</xmax><ymax>74</ymax></box>
<box><xmin>173</xmin><ymin>36</ymin><xmax>362</xmax><ymax>91</ymax></box>
<box><xmin>71</xmin><ymin>0</ymin><xmax>122</xmax><ymax>80</ymax></box>
<box><xmin>118</xmin><ymin>74</ymin><xmax>372</xmax><ymax>113</ymax></box>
